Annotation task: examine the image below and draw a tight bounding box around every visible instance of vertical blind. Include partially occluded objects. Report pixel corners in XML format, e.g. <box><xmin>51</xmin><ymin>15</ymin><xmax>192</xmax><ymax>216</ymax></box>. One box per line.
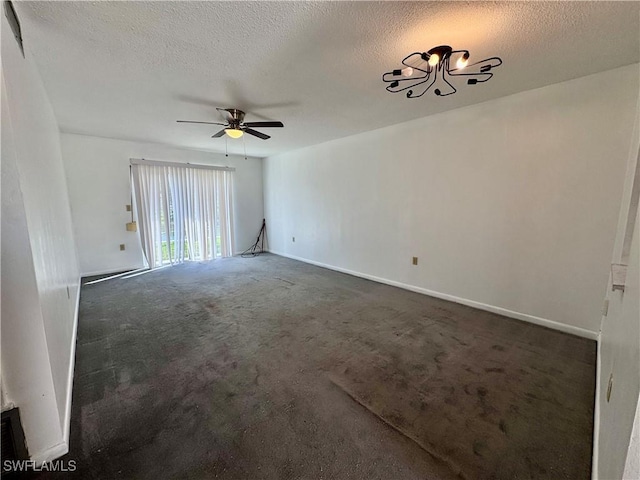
<box><xmin>131</xmin><ymin>161</ymin><xmax>234</xmax><ymax>268</ymax></box>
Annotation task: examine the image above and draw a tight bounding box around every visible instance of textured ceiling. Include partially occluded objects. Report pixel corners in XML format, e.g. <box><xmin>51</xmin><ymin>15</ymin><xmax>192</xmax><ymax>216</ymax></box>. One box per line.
<box><xmin>16</xmin><ymin>1</ymin><xmax>640</xmax><ymax>158</ymax></box>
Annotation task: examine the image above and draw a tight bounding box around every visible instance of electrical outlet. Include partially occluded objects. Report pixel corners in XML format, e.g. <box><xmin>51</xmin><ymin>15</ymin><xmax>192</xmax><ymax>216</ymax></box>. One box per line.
<box><xmin>412</xmin><ymin>257</ymin><xmax>418</xmax><ymax>265</ymax></box>
<box><xmin>126</xmin><ymin>204</ymin><xmax>132</xmax><ymax>212</ymax></box>
<box><xmin>606</xmin><ymin>374</ymin><xmax>613</xmax><ymax>402</ymax></box>
<box><xmin>292</xmin><ymin>237</ymin><xmax>295</xmax><ymax>242</ymax></box>
<box><xmin>120</xmin><ymin>244</ymin><xmax>126</xmax><ymax>251</ymax></box>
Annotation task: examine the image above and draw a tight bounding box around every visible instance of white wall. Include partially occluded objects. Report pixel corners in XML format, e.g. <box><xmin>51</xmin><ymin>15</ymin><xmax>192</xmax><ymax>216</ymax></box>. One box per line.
<box><xmin>1</xmin><ymin>74</ymin><xmax>65</xmax><ymax>463</ymax></box>
<box><xmin>623</xmin><ymin>397</ymin><xmax>640</xmax><ymax>479</ymax></box>
<box><xmin>1</xmin><ymin>9</ymin><xmax>80</xmax><ymax>462</ymax></box>
<box><xmin>595</xmin><ymin>88</ymin><xmax>640</xmax><ymax>480</ymax></box>
<box><xmin>264</xmin><ymin>65</ymin><xmax>639</xmax><ymax>336</ymax></box>
<box><xmin>61</xmin><ymin>134</ymin><xmax>264</xmax><ymax>276</ymax></box>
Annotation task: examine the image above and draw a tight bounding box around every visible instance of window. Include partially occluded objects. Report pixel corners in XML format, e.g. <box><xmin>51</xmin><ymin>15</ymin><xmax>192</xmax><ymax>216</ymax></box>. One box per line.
<box><xmin>131</xmin><ymin>160</ymin><xmax>234</xmax><ymax>268</ymax></box>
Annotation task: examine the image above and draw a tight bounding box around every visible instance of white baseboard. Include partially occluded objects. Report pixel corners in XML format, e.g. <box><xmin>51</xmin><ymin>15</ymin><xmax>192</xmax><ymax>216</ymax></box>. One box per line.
<box><xmin>30</xmin><ymin>442</ymin><xmax>69</xmax><ymax>466</ymax></box>
<box><xmin>268</xmin><ymin>250</ymin><xmax>599</xmax><ymax>340</ymax></box>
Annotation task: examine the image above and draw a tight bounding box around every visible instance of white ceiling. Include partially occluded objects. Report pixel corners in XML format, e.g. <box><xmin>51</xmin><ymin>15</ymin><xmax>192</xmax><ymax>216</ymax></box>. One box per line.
<box><xmin>17</xmin><ymin>1</ymin><xmax>640</xmax><ymax>159</ymax></box>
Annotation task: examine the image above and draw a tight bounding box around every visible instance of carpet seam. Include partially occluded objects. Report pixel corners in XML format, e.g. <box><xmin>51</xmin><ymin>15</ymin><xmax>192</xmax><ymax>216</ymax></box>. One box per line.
<box><xmin>329</xmin><ymin>376</ymin><xmax>468</xmax><ymax>480</ymax></box>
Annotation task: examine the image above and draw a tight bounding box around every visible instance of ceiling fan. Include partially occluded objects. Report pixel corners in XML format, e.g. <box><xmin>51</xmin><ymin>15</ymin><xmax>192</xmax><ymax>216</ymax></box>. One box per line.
<box><xmin>177</xmin><ymin>108</ymin><xmax>284</xmax><ymax>140</ymax></box>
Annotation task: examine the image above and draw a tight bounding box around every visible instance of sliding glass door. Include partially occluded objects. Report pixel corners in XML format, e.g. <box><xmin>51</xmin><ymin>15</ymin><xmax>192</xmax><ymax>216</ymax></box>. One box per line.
<box><xmin>131</xmin><ymin>160</ymin><xmax>234</xmax><ymax>268</ymax></box>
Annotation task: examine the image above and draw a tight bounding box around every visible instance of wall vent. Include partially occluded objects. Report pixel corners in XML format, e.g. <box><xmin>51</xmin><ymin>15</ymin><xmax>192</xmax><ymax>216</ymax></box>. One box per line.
<box><xmin>4</xmin><ymin>1</ymin><xmax>24</xmax><ymax>57</ymax></box>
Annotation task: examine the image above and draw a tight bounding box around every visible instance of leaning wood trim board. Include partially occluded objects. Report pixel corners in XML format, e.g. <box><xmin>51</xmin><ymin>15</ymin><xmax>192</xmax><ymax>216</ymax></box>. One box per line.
<box><xmin>63</xmin><ymin>275</ymin><xmax>82</xmax><ymax>445</ymax></box>
<box><xmin>592</xmin><ymin>331</ymin><xmax>603</xmax><ymax>480</ymax></box>
<box><xmin>30</xmin><ymin>442</ymin><xmax>68</xmax><ymax>466</ymax></box>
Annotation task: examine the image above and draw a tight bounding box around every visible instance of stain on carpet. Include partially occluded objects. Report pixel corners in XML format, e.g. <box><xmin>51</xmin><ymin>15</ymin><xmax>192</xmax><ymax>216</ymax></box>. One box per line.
<box><xmin>328</xmin><ymin>310</ymin><xmax>595</xmax><ymax>479</ymax></box>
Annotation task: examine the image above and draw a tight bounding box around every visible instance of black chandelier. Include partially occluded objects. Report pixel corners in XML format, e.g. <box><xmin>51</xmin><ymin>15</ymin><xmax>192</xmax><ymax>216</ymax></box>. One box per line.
<box><xmin>382</xmin><ymin>45</ymin><xmax>502</xmax><ymax>98</ymax></box>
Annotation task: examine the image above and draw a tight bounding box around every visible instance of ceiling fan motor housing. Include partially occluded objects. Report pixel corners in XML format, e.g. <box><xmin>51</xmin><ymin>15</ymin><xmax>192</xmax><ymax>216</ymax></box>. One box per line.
<box><xmin>225</xmin><ymin>108</ymin><xmax>245</xmax><ymax>124</ymax></box>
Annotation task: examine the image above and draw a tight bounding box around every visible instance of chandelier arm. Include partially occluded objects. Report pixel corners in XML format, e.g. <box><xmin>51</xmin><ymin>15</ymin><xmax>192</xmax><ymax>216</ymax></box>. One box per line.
<box><xmin>436</xmin><ymin>79</ymin><xmax>458</xmax><ymax>96</ymax></box>
<box><xmin>437</xmin><ymin>59</ymin><xmax>458</xmax><ymax>96</ymax></box>
<box><xmin>382</xmin><ymin>69</ymin><xmax>430</xmax><ymax>84</ymax></box>
<box><xmin>401</xmin><ymin>65</ymin><xmax>429</xmax><ymax>76</ymax></box>
<box><xmin>383</xmin><ymin>75</ymin><xmax>431</xmax><ymax>89</ymax></box>
<box><xmin>446</xmin><ymin>71</ymin><xmax>494</xmax><ymax>83</ymax></box>
<box><xmin>400</xmin><ymin>52</ymin><xmax>431</xmax><ymax>74</ymax></box>
<box><xmin>448</xmin><ymin>56</ymin><xmax>502</xmax><ymax>73</ymax></box>
<box><xmin>484</xmin><ymin>57</ymin><xmax>503</xmax><ymax>68</ymax></box>
<box><xmin>385</xmin><ymin>73</ymin><xmax>432</xmax><ymax>94</ymax></box>
<box><xmin>407</xmin><ymin>72</ymin><xmax>439</xmax><ymax>98</ymax></box>
<box><xmin>449</xmin><ymin>49</ymin><xmax>470</xmax><ymax>63</ymax></box>
<box><xmin>472</xmin><ymin>73</ymin><xmax>494</xmax><ymax>84</ymax></box>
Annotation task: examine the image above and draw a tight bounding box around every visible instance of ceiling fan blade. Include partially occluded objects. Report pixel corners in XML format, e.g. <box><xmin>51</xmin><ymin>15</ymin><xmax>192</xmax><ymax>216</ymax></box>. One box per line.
<box><xmin>177</xmin><ymin>120</ymin><xmax>226</xmax><ymax>125</ymax></box>
<box><xmin>212</xmin><ymin>129</ymin><xmax>227</xmax><ymax>138</ymax></box>
<box><xmin>243</xmin><ymin>121</ymin><xmax>284</xmax><ymax>128</ymax></box>
<box><xmin>244</xmin><ymin>128</ymin><xmax>270</xmax><ymax>140</ymax></box>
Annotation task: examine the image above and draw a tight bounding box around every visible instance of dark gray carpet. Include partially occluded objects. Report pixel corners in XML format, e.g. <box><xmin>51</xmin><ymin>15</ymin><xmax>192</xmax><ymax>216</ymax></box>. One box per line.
<box><xmin>38</xmin><ymin>254</ymin><xmax>595</xmax><ymax>479</ymax></box>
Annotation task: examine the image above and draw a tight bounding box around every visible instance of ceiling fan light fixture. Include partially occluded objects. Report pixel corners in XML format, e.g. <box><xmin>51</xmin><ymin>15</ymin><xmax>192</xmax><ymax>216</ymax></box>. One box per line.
<box><xmin>225</xmin><ymin>128</ymin><xmax>244</xmax><ymax>139</ymax></box>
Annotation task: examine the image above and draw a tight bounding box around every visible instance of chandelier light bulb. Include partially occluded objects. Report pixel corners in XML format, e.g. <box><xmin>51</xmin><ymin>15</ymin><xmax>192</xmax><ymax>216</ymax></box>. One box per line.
<box><xmin>225</xmin><ymin>128</ymin><xmax>244</xmax><ymax>139</ymax></box>
<box><xmin>401</xmin><ymin>66</ymin><xmax>413</xmax><ymax>77</ymax></box>
<box><xmin>428</xmin><ymin>53</ymin><xmax>440</xmax><ymax>67</ymax></box>
<box><xmin>456</xmin><ymin>52</ymin><xmax>470</xmax><ymax>69</ymax></box>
